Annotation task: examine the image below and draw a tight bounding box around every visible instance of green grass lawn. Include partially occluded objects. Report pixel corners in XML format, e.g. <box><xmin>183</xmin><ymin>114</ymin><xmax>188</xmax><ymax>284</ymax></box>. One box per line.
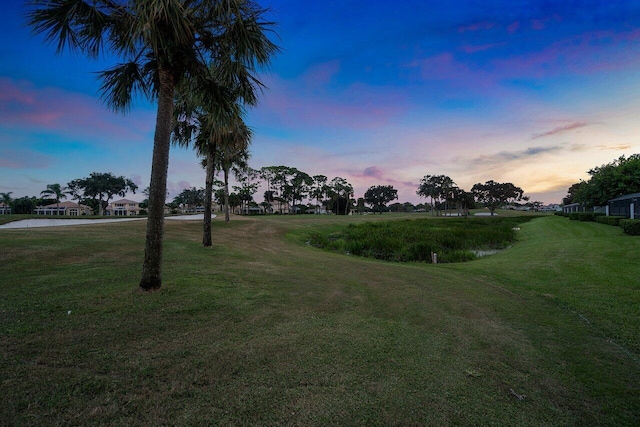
<box><xmin>1</xmin><ymin>213</ymin><xmax>638</xmax><ymax>425</ymax></box>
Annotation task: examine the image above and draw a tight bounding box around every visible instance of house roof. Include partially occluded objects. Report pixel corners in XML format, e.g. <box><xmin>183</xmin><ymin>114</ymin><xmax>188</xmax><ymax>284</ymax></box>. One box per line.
<box><xmin>609</xmin><ymin>192</ymin><xmax>640</xmax><ymax>202</ymax></box>
<box><xmin>36</xmin><ymin>201</ymin><xmax>91</xmax><ymax>209</ymax></box>
<box><xmin>111</xmin><ymin>198</ymin><xmax>139</xmax><ymax>204</ymax></box>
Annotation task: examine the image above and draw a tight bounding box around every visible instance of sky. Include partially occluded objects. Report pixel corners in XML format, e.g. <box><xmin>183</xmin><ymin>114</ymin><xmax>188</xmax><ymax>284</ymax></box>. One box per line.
<box><xmin>1</xmin><ymin>0</ymin><xmax>640</xmax><ymax>205</ymax></box>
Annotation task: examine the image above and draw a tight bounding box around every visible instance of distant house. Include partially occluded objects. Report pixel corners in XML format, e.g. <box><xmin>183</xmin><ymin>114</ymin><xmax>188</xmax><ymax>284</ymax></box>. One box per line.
<box><xmin>34</xmin><ymin>201</ymin><xmax>93</xmax><ymax>216</ymax></box>
<box><xmin>0</xmin><ymin>203</ymin><xmax>11</xmax><ymax>215</ymax></box>
<box><xmin>105</xmin><ymin>199</ymin><xmax>142</xmax><ymax>216</ymax></box>
<box><xmin>608</xmin><ymin>193</ymin><xmax>640</xmax><ymax>219</ymax></box>
<box><xmin>562</xmin><ymin>203</ymin><xmax>586</xmax><ymax>214</ymax></box>
<box><xmin>562</xmin><ymin>203</ymin><xmax>605</xmax><ymax>215</ymax></box>
<box><xmin>539</xmin><ymin>204</ymin><xmax>562</xmax><ymax>212</ymax></box>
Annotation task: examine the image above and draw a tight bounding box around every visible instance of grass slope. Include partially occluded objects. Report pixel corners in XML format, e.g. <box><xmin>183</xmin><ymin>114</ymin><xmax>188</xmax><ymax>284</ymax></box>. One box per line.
<box><xmin>0</xmin><ymin>214</ymin><xmax>638</xmax><ymax>425</ymax></box>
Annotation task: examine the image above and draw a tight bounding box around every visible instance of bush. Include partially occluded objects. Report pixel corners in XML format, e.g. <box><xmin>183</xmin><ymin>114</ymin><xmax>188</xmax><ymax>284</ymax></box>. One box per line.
<box><xmin>569</xmin><ymin>212</ymin><xmax>602</xmax><ymax>221</ymax></box>
<box><xmin>621</xmin><ymin>219</ymin><xmax>640</xmax><ymax>235</ymax></box>
<box><xmin>596</xmin><ymin>216</ymin><xmax>625</xmax><ymax>226</ymax></box>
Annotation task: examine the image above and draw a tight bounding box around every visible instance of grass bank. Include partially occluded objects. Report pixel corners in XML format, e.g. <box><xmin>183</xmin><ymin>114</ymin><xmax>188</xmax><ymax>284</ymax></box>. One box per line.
<box><xmin>0</xmin><ymin>213</ymin><xmax>638</xmax><ymax>425</ymax></box>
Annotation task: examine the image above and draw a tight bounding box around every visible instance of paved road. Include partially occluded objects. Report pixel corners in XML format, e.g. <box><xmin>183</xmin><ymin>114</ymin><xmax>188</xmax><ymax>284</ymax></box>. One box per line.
<box><xmin>0</xmin><ymin>214</ymin><xmax>216</xmax><ymax>229</ymax></box>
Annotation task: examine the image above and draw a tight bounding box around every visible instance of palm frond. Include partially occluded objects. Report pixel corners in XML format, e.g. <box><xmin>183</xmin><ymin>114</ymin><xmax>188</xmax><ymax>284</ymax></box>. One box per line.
<box><xmin>97</xmin><ymin>60</ymin><xmax>150</xmax><ymax>112</ymax></box>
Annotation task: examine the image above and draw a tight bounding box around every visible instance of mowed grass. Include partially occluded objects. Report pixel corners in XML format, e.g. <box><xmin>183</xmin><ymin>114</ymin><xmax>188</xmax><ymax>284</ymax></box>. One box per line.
<box><xmin>0</xmin><ymin>213</ymin><xmax>638</xmax><ymax>425</ymax></box>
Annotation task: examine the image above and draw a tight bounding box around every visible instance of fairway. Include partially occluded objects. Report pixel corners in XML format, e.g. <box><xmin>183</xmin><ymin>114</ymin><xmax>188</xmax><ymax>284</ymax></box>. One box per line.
<box><xmin>1</xmin><ymin>214</ymin><xmax>638</xmax><ymax>425</ymax></box>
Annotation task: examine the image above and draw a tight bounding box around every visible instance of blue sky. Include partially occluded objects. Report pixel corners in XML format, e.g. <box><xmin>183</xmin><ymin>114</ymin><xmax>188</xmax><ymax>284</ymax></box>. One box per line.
<box><xmin>2</xmin><ymin>0</ymin><xmax>640</xmax><ymax>204</ymax></box>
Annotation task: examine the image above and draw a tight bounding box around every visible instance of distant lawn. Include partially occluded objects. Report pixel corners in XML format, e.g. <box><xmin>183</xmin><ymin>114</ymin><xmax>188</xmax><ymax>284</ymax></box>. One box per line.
<box><xmin>0</xmin><ymin>213</ymin><xmax>638</xmax><ymax>425</ymax></box>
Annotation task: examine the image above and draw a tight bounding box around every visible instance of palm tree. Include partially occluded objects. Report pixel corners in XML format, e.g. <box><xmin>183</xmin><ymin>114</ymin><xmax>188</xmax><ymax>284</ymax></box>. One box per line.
<box><xmin>0</xmin><ymin>192</ymin><xmax>12</xmax><ymax>214</ymax></box>
<box><xmin>219</xmin><ymin>121</ymin><xmax>253</xmax><ymax>222</ymax></box>
<box><xmin>27</xmin><ymin>0</ymin><xmax>278</xmax><ymax>290</ymax></box>
<box><xmin>40</xmin><ymin>183</ymin><xmax>67</xmax><ymax>215</ymax></box>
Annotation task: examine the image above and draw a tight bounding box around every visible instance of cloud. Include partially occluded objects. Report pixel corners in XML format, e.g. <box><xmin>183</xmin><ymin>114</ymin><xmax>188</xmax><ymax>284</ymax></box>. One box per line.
<box><xmin>467</xmin><ymin>145</ymin><xmax>565</xmax><ymax>166</ymax></box>
<box><xmin>460</xmin><ymin>42</ymin><xmax>506</xmax><ymax>54</ymax></box>
<box><xmin>531</xmin><ymin>122</ymin><xmax>588</xmax><ymax>140</ymax></box>
<box><xmin>301</xmin><ymin>60</ymin><xmax>341</xmax><ymax>87</ymax></box>
<box><xmin>361</xmin><ymin>166</ymin><xmax>384</xmax><ymax>179</ymax></box>
<box><xmin>255</xmin><ymin>75</ymin><xmax>408</xmax><ymax>131</ymax></box>
<box><xmin>458</xmin><ymin>21</ymin><xmax>496</xmax><ymax>33</ymax></box>
<box><xmin>0</xmin><ymin>148</ymin><xmax>53</xmax><ymax>169</ymax></box>
<box><xmin>0</xmin><ymin>77</ymin><xmax>155</xmax><ymax>145</ymax></box>
<box><xmin>596</xmin><ymin>144</ymin><xmax>632</xmax><ymax>151</ymax></box>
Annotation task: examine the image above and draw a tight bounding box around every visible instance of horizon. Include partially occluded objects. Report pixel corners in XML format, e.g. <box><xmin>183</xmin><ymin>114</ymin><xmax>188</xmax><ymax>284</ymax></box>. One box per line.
<box><xmin>2</xmin><ymin>1</ymin><xmax>640</xmax><ymax>205</ymax></box>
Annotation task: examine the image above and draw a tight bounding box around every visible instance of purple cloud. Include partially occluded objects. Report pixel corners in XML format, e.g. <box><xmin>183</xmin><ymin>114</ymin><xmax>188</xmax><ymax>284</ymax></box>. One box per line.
<box><xmin>531</xmin><ymin>122</ymin><xmax>588</xmax><ymax>140</ymax></box>
<box><xmin>0</xmin><ymin>77</ymin><xmax>154</xmax><ymax>144</ymax></box>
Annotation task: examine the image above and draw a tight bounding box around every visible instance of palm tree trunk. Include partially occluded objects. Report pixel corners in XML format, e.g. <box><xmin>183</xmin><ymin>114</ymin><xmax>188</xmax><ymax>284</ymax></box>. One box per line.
<box><xmin>140</xmin><ymin>67</ymin><xmax>174</xmax><ymax>291</ymax></box>
<box><xmin>202</xmin><ymin>148</ymin><xmax>216</xmax><ymax>247</ymax></box>
<box><xmin>224</xmin><ymin>167</ymin><xmax>230</xmax><ymax>222</ymax></box>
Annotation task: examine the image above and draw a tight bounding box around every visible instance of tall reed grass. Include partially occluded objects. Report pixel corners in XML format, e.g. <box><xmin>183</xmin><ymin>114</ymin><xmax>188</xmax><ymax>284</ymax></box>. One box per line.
<box><xmin>308</xmin><ymin>217</ymin><xmax>537</xmax><ymax>263</ymax></box>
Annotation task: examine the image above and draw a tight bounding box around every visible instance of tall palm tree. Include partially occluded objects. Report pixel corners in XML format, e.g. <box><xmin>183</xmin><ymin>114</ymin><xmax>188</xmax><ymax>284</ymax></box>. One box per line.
<box><xmin>218</xmin><ymin>120</ymin><xmax>252</xmax><ymax>222</ymax></box>
<box><xmin>27</xmin><ymin>0</ymin><xmax>278</xmax><ymax>290</ymax></box>
<box><xmin>40</xmin><ymin>183</ymin><xmax>67</xmax><ymax>215</ymax></box>
<box><xmin>173</xmin><ymin>76</ymin><xmax>251</xmax><ymax>244</ymax></box>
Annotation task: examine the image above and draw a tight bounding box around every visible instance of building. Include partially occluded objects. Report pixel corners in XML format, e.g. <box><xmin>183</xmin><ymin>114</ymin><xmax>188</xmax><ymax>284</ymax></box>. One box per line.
<box><xmin>0</xmin><ymin>203</ymin><xmax>11</xmax><ymax>215</ymax></box>
<box><xmin>105</xmin><ymin>199</ymin><xmax>143</xmax><ymax>216</ymax></box>
<box><xmin>34</xmin><ymin>201</ymin><xmax>93</xmax><ymax>216</ymax></box>
<box><xmin>608</xmin><ymin>193</ymin><xmax>640</xmax><ymax>219</ymax></box>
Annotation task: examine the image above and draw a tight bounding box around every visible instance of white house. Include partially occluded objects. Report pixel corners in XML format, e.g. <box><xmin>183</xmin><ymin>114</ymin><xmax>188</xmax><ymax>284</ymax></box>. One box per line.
<box><xmin>105</xmin><ymin>199</ymin><xmax>142</xmax><ymax>216</ymax></box>
<box><xmin>34</xmin><ymin>201</ymin><xmax>93</xmax><ymax>216</ymax></box>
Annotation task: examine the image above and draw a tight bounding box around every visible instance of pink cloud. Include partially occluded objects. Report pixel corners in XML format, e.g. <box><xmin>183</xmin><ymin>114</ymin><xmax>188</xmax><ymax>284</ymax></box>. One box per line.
<box><xmin>531</xmin><ymin>122</ymin><xmax>588</xmax><ymax>140</ymax></box>
<box><xmin>492</xmin><ymin>29</ymin><xmax>640</xmax><ymax>79</ymax></box>
<box><xmin>507</xmin><ymin>21</ymin><xmax>520</xmax><ymax>34</ymax></box>
<box><xmin>460</xmin><ymin>42</ymin><xmax>505</xmax><ymax>54</ymax></box>
<box><xmin>531</xmin><ymin>19</ymin><xmax>546</xmax><ymax>31</ymax></box>
<box><xmin>257</xmin><ymin>76</ymin><xmax>407</xmax><ymax>130</ymax></box>
<box><xmin>0</xmin><ymin>77</ymin><xmax>155</xmax><ymax>145</ymax></box>
<box><xmin>302</xmin><ymin>60</ymin><xmax>341</xmax><ymax>87</ymax></box>
<box><xmin>458</xmin><ymin>21</ymin><xmax>495</xmax><ymax>33</ymax></box>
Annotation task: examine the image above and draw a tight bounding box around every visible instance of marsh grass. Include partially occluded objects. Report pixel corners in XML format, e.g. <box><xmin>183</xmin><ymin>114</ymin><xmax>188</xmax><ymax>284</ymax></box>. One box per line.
<box><xmin>308</xmin><ymin>216</ymin><xmax>537</xmax><ymax>263</ymax></box>
<box><xmin>0</xmin><ymin>213</ymin><xmax>638</xmax><ymax>425</ymax></box>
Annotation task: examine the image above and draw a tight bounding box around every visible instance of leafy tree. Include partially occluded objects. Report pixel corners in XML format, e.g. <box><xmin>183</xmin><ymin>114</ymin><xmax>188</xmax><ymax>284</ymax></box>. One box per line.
<box><xmin>67</xmin><ymin>173</ymin><xmax>137</xmax><ymax>216</ymax></box>
<box><xmin>310</xmin><ymin>175</ymin><xmax>328</xmax><ymax>214</ymax></box>
<box><xmin>28</xmin><ymin>0</ymin><xmax>279</xmax><ymax>291</ymax></box>
<box><xmin>416</xmin><ymin>175</ymin><xmax>456</xmax><ymax>216</ymax></box>
<box><xmin>265</xmin><ymin>166</ymin><xmax>309</xmax><ymax>214</ymax></box>
<box><xmin>364</xmin><ymin>185</ymin><xmax>398</xmax><ymax>213</ymax></box>
<box><xmin>173</xmin><ymin>187</ymin><xmax>205</xmax><ymax>211</ymax></box>
<box><xmin>284</xmin><ymin>169</ymin><xmax>312</xmax><ymax>214</ymax></box>
<box><xmin>12</xmin><ymin>197</ymin><xmax>37</xmax><ymax>214</ymax></box>
<box><xmin>571</xmin><ymin>155</ymin><xmax>640</xmax><ymax>207</ymax></box>
<box><xmin>471</xmin><ymin>180</ymin><xmax>524</xmax><ymax>215</ymax></box>
<box><xmin>328</xmin><ymin>177</ymin><xmax>353</xmax><ymax>215</ymax></box>
<box><xmin>40</xmin><ymin>183</ymin><xmax>68</xmax><ymax>215</ymax></box>
<box><xmin>562</xmin><ymin>182</ymin><xmax>586</xmax><ymax>205</ymax></box>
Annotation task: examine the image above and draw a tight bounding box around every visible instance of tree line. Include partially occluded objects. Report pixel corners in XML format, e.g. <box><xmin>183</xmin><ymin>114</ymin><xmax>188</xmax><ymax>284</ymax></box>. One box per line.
<box><xmin>1</xmin><ymin>173</ymin><xmax>137</xmax><ymax>215</ymax></box>
<box><xmin>164</xmin><ymin>166</ymin><xmax>528</xmax><ymax>219</ymax></box>
<box><xmin>562</xmin><ymin>154</ymin><xmax>640</xmax><ymax>207</ymax></box>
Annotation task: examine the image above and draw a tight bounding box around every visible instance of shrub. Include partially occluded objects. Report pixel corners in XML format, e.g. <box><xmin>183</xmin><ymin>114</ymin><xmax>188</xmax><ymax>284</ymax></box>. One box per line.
<box><xmin>578</xmin><ymin>212</ymin><xmax>597</xmax><ymax>221</ymax></box>
<box><xmin>568</xmin><ymin>212</ymin><xmax>580</xmax><ymax>220</ymax></box>
<box><xmin>596</xmin><ymin>216</ymin><xmax>626</xmax><ymax>226</ymax></box>
<box><xmin>621</xmin><ymin>219</ymin><xmax>640</xmax><ymax>236</ymax></box>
